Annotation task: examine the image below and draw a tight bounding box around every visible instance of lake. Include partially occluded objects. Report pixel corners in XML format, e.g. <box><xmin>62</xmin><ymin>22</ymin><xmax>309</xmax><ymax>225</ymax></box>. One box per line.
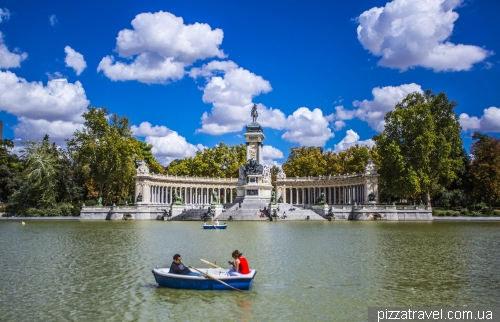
<box><xmin>1</xmin><ymin>220</ymin><xmax>499</xmax><ymax>321</ymax></box>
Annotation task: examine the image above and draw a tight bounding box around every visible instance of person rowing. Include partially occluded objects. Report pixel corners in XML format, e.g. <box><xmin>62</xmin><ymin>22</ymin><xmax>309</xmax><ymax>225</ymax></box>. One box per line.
<box><xmin>169</xmin><ymin>254</ymin><xmax>203</xmax><ymax>276</ymax></box>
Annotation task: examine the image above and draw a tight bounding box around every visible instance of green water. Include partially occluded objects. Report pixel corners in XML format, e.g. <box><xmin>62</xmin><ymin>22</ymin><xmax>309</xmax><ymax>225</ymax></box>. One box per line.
<box><xmin>1</xmin><ymin>220</ymin><xmax>499</xmax><ymax>321</ymax></box>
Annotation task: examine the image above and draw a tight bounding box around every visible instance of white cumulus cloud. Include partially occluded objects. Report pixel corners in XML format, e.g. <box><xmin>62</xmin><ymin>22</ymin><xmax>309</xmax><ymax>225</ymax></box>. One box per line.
<box><xmin>460</xmin><ymin>107</ymin><xmax>500</xmax><ymax>133</ymax></box>
<box><xmin>0</xmin><ymin>8</ymin><xmax>10</xmax><ymax>23</ymax></box>
<box><xmin>98</xmin><ymin>11</ymin><xmax>225</xmax><ymax>84</ymax></box>
<box><xmin>49</xmin><ymin>14</ymin><xmax>57</xmax><ymax>26</ymax></box>
<box><xmin>335</xmin><ymin>83</ymin><xmax>423</xmax><ymax>132</ymax></box>
<box><xmin>0</xmin><ymin>32</ymin><xmax>27</xmax><ymax>69</ymax></box>
<box><xmin>262</xmin><ymin>145</ymin><xmax>284</xmax><ymax>166</ymax></box>
<box><xmin>0</xmin><ymin>71</ymin><xmax>88</xmax><ymax>122</ymax></box>
<box><xmin>357</xmin><ymin>0</ymin><xmax>492</xmax><ymax>71</ymax></box>
<box><xmin>193</xmin><ymin>60</ymin><xmax>286</xmax><ymax>135</ymax></box>
<box><xmin>14</xmin><ymin>117</ymin><xmax>84</xmax><ymax>145</ymax></box>
<box><xmin>131</xmin><ymin>121</ymin><xmax>172</xmax><ymax>137</ymax></box>
<box><xmin>333</xmin><ymin>129</ymin><xmax>375</xmax><ymax>153</ymax></box>
<box><xmin>64</xmin><ymin>46</ymin><xmax>87</xmax><ymax>75</ymax></box>
<box><xmin>0</xmin><ymin>70</ymin><xmax>89</xmax><ymax>145</ymax></box>
<box><xmin>132</xmin><ymin>121</ymin><xmax>204</xmax><ymax>165</ymax></box>
<box><xmin>281</xmin><ymin>107</ymin><xmax>334</xmax><ymax>147</ymax></box>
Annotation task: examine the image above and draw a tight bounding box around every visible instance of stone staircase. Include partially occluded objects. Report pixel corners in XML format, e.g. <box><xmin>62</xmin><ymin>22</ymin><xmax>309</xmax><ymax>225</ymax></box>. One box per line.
<box><xmin>169</xmin><ymin>202</ymin><xmax>325</xmax><ymax>221</ymax></box>
<box><xmin>271</xmin><ymin>203</ymin><xmax>326</xmax><ymax>221</ymax></box>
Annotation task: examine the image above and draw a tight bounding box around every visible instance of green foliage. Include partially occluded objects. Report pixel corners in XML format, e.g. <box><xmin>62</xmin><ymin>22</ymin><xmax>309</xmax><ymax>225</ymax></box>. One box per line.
<box><xmin>165</xmin><ymin>143</ymin><xmax>246</xmax><ymax>178</ymax></box>
<box><xmin>373</xmin><ymin>90</ymin><xmax>463</xmax><ymax>204</ymax></box>
<box><xmin>283</xmin><ymin>147</ymin><xmax>327</xmax><ymax>177</ymax></box>
<box><xmin>282</xmin><ymin>145</ymin><xmax>372</xmax><ymax>177</ymax></box>
<box><xmin>21</xmin><ymin>203</ymin><xmax>76</xmax><ymax>217</ymax></box>
<box><xmin>0</xmin><ymin>139</ymin><xmax>23</xmax><ymax>202</ymax></box>
<box><xmin>66</xmin><ymin>106</ymin><xmax>164</xmax><ymax>205</ymax></box>
<box><xmin>9</xmin><ymin>136</ymin><xmax>60</xmax><ymax>212</ymax></box>
<box><xmin>470</xmin><ymin>132</ymin><xmax>500</xmax><ymax>208</ymax></box>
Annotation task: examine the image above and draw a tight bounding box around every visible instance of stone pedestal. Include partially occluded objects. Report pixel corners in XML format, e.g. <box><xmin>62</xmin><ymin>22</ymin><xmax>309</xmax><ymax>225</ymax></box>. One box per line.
<box><xmin>311</xmin><ymin>204</ymin><xmax>329</xmax><ymax>217</ymax></box>
<box><xmin>211</xmin><ymin>204</ymin><xmax>223</xmax><ymax>219</ymax></box>
<box><xmin>170</xmin><ymin>204</ymin><xmax>186</xmax><ymax>219</ymax></box>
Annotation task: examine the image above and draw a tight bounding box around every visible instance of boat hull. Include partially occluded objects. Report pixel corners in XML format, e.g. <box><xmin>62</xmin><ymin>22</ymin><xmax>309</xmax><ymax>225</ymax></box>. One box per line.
<box><xmin>203</xmin><ymin>225</ymin><xmax>227</xmax><ymax>229</ymax></box>
<box><xmin>152</xmin><ymin>268</ymin><xmax>256</xmax><ymax>290</ymax></box>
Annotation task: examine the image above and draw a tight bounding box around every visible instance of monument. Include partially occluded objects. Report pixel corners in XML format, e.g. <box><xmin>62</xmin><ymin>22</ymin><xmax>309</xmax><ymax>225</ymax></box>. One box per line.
<box><xmin>235</xmin><ymin>104</ymin><xmax>273</xmax><ymax>208</ymax></box>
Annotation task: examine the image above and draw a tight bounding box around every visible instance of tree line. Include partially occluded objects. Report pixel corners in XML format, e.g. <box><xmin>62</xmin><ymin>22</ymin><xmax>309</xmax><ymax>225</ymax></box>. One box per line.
<box><xmin>1</xmin><ymin>90</ymin><xmax>499</xmax><ymax>216</ymax></box>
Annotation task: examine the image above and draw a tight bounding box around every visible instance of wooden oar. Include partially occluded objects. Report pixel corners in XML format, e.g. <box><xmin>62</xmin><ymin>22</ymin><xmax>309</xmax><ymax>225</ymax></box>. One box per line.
<box><xmin>198</xmin><ymin>258</ymin><xmax>224</xmax><ymax>269</ymax></box>
<box><xmin>188</xmin><ymin>266</ymin><xmax>242</xmax><ymax>292</ymax></box>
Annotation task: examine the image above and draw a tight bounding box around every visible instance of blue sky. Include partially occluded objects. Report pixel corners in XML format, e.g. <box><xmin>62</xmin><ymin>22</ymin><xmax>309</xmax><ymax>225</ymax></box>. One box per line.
<box><xmin>0</xmin><ymin>0</ymin><xmax>499</xmax><ymax>165</ymax></box>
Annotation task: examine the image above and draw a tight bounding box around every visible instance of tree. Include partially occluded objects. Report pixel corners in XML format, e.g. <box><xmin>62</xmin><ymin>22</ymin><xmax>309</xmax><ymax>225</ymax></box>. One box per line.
<box><xmin>165</xmin><ymin>143</ymin><xmax>246</xmax><ymax>178</ymax></box>
<box><xmin>67</xmin><ymin>106</ymin><xmax>163</xmax><ymax>204</ymax></box>
<box><xmin>282</xmin><ymin>145</ymin><xmax>372</xmax><ymax>177</ymax></box>
<box><xmin>282</xmin><ymin>147</ymin><xmax>327</xmax><ymax>177</ymax></box>
<box><xmin>433</xmin><ymin>148</ymin><xmax>474</xmax><ymax>208</ymax></box>
<box><xmin>0</xmin><ymin>139</ymin><xmax>23</xmax><ymax>202</ymax></box>
<box><xmin>470</xmin><ymin>132</ymin><xmax>500</xmax><ymax>209</ymax></box>
<box><xmin>373</xmin><ymin>90</ymin><xmax>463</xmax><ymax>205</ymax></box>
<box><xmin>9</xmin><ymin>136</ymin><xmax>60</xmax><ymax>210</ymax></box>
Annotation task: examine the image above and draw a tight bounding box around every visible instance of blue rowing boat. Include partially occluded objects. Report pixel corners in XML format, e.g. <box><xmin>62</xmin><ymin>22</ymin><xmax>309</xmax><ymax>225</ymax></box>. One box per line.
<box><xmin>203</xmin><ymin>224</ymin><xmax>227</xmax><ymax>229</ymax></box>
<box><xmin>152</xmin><ymin>268</ymin><xmax>257</xmax><ymax>290</ymax></box>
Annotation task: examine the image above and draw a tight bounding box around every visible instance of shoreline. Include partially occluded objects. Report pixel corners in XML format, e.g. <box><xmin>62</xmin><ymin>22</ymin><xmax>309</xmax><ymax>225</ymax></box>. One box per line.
<box><xmin>1</xmin><ymin>216</ymin><xmax>500</xmax><ymax>221</ymax></box>
<box><xmin>433</xmin><ymin>216</ymin><xmax>500</xmax><ymax>221</ymax></box>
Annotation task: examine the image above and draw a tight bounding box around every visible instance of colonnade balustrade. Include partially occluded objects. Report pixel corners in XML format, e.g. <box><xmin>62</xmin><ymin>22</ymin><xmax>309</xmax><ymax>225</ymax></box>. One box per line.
<box><xmin>135</xmin><ymin>173</ymin><xmax>239</xmax><ymax>207</ymax></box>
<box><xmin>275</xmin><ymin>172</ymin><xmax>378</xmax><ymax>205</ymax></box>
<box><xmin>145</xmin><ymin>185</ymin><xmax>237</xmax><ymax>205</ymax></box>
<box><xmin>281</xmin><ymin>185</ymin><xmax>366</xmax><ymax>205</ymax></box>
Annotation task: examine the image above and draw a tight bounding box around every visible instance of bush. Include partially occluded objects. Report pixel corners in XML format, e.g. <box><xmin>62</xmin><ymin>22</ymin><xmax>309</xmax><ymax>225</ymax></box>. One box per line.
<box><xmin>432</xmin><ymin>209</ymin><xmax>446</xmax><ymax>216</ymax></box>
<box><xmin>8</xmin><ymin>203</ymin><xmax>75</xmax><ymax>217</ymax></box>
<box><xmin>84</xmin><ymin>199</ymin><xmax>97</xmax><ymax>206</ymax></box>
<box><xmin>471</xmin><ymin>211</ymin><xmax>480</xmax><ymax>217</ymax></box>
<box><xmin>445</xmin><ymin>210</ymin><xmax>459</xmax><ymax>217</ymax></box>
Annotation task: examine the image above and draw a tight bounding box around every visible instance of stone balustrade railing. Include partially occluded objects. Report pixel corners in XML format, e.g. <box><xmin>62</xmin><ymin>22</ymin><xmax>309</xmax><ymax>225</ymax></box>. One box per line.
<box><xmin>136</xmin><ymin>173</ymin><xmax>238</xmax><ymax>184</ymax></box>
<box><xmin>276</xmin><ymin>173</ymin><xmax>364</xmax><ymax>182</ymax></box>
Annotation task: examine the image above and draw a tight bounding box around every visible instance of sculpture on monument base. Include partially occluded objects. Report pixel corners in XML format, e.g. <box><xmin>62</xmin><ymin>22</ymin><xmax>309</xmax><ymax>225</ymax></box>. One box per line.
<box><xmin>211</xmin><ymin>190</ymin><xmax>220</xmax><ymax>205</ymax></box>
<box><xmin>368</xmin><ymin>192</ymin><xmax>376</xmax><ymax>203</ymax></box>
<box><xmin>135</xmin><ymin>160</ymin><xmax>150</xmax><ymax>174</ymax></box>
<box><xmin>270</xmin><ymin>190</ymin><xmax>276</xmax><ymax>205</ymax></box>
<box><xmin>244</xmin><ymin>158</ymin><xmax>263</xmax><ymax>176</ymax></box>
<box><xmin>326</xmin><ymin>206</ymin><xmax>334</xmax><ymax>219</ymax></box>
<box><xmin>202</xmin><ymin>206</ymin><xmax>216</xmax><ymax>221</ymax></box>
<box><xmin>315</xmin><ymin>192</ymin><xmax>326</xmax><ymax>205</ymax></box>
<box><xmin>97</xmin><ymin>197</ymin><xmax>102</xmax><ymax>206</ymax></box>
<box><xmin>277</xmin><ymin>195</ymin><xmax>283</xmax><ymax>203</ymax></box>
<box><xmin>172</xmin><ymin>191</ymin><xmax>184</xmax><ymax>205</ymax></box>
<box><xmin>136</xmin><ymin>193</ymin><xmax>142</xmax><ymax>203</ymax></box>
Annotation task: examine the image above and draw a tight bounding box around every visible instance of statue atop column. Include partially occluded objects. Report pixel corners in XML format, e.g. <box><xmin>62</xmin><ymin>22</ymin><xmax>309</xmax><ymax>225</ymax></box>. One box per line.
<box><xmin>251</xmin><ymin>104</ymin><xmax>258</xmax><ymax>123</ymax></box>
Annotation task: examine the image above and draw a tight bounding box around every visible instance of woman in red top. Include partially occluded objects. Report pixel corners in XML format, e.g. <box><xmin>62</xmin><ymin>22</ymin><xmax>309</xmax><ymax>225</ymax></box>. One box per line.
<box><xmin>228</xmin><ymin>250</ymin><xmax>250</xmax><ymax>275</ymax></box>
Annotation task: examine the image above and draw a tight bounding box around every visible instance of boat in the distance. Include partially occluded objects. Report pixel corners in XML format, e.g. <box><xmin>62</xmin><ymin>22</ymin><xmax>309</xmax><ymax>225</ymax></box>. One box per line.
<box><xmin>203</xmin><ymin>224</ymin><xmax>228</xmax><ymax>229</ymax></box>
<box><xmin>152</xmin><ymin>268</ymin><xmax>257</xmax><ymax>290</ymax></box>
